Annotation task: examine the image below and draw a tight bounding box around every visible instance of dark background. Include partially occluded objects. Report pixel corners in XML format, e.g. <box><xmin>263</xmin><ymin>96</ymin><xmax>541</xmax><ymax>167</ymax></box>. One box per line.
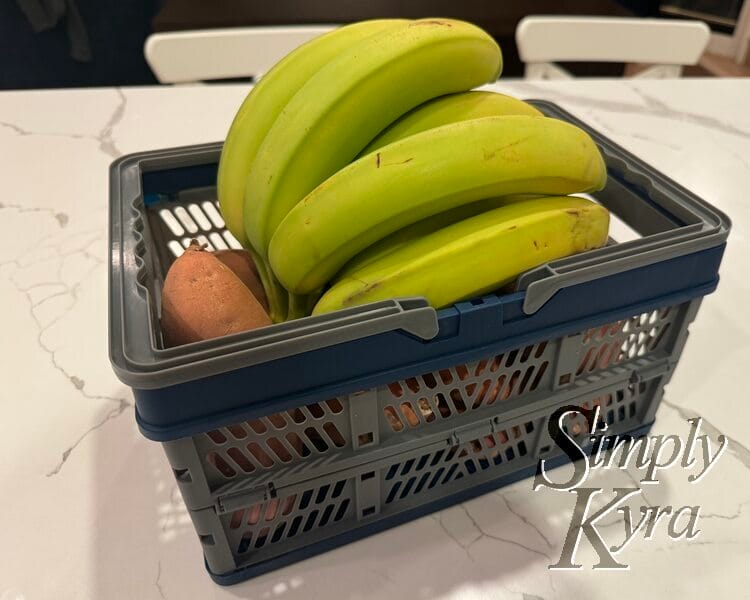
<box><xmin>1</xmin><ymin>0</ymin><xmax>659</xmax><ymax>89</ymax></box>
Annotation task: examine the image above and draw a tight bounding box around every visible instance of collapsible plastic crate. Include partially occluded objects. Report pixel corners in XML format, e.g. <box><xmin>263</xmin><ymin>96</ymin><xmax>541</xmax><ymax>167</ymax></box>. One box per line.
<box><xmin>108</xmin><ymin>102</ymin><xmax>730</xmax><ymax>584</ymax></box>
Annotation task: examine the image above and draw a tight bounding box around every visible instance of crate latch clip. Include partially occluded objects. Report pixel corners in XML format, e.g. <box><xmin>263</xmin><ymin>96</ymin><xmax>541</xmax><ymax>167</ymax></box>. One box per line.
<box><xmin>216</xmin><ymin>482</ymin><xmax>277</xmax><ymax>515</ymax></box>
<box><xmin>448</xmin><ymin>419</ymin><xmax>495</xmax><ymax>447</ymax></box>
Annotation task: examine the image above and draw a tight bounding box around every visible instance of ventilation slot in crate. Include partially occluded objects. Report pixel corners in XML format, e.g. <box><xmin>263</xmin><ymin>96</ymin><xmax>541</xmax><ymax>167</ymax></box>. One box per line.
<box><xmin>230</xmin><ymin>479</ymin><xmax>351</xmax><ymax>555</ymax></box>
<box><xmin>384</xmin><ymin>420</ymin><xmax>535</xmax><ymax>504</ymax></box>
<box><xmin>560</xmin><ymin>381</ymin><xmax>649</xmax><ymax>437</ymax></box>
<box><xmin>203</xmin><ymin>398</ymin><xmax>348</xmax><ymax>479</ymax></box>
<box><xmin>383</xmin><ymin>341</ymin><xmax>551</xmax><ymax>433</ymax></box>
<box><xmin>577</xmin><ymin>308</ymin><xmax>674</xmax><ymax>376</ymax></box>
<box><xmin>156</xmin><ymin>199</ymin><xmax>243</xmax><ymax>259</ymax></box>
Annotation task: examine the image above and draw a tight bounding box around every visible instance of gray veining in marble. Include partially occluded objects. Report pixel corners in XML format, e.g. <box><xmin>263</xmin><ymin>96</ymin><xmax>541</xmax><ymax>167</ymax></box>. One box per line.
<box><xmin>1</xmin><ymin>79</ymin><xmax>748</xmax><ymax>600</ymax></box>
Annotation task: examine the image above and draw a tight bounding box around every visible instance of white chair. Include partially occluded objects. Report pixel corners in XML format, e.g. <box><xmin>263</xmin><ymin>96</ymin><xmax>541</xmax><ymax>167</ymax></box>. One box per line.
<box><xmin>144</xmin><ymin>25</ymin><xmax>337</xmax><ymax>84</ymax></box>
<box><xmin>516</xmin><ymin>16</ymin><xmax>710</xmax><ymax>79</ymax></box>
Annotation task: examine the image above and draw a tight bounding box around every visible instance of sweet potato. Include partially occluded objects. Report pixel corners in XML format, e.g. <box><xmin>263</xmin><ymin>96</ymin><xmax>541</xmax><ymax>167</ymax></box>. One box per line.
<box><xmin>213</xmin><ymin>248</ymin><xmax>268</xmax><ymax>311</ymax></box>
<box><xmin>161</xmin><ymin>240</ymin><xmax>271</xmax><ymax>346</ymax></box>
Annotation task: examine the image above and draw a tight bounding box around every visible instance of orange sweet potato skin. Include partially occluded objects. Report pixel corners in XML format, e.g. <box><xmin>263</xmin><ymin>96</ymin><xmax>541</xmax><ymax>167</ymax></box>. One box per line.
<box><xmin>161</xmin><ymin>242</ymin><xmax>271</xmax><ymax>347</ymax></box>
<box><xmin>213</xmin><ymin>249</ymin><xmax>268</xmax><ymax>311</ymax></box>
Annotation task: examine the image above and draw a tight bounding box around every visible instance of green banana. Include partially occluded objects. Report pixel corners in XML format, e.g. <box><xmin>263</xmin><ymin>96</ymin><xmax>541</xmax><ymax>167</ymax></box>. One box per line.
<box><xmin>216</xmin><ymin>19</ymin><xmax>406</xmax><ymax>322</ymax></box>
<box><xmin>343</xmin><ymin>92</ymin><xmax>541</xmax><ymax>279</ymax></box>
<box><xmin>305</xmin><ymin>197</ymin><xmax>533</xmax><ymax>317</ymax></box>
<box><xmin>360</xmin><ymin>91</ymin><xmax>541</xmax><ymax>156</ymax></box>
<box><xmin>337</xmin><ymin>196</ymin><xmax>524</xmax><ymax>278</ymax></box>
<box><xmin>313</xmin><ymin>196</ymin><xmax>610</xmax><ymax>314</ymax></box>
<box><xmin>217</xmin><ymin>19</ymin><xmax>406</xmax><ymax>248</ymax></box>
<box><xmin>338</xmin><ymin>91</ymin><xmax>542</xmax><ymax>282</ymax></box>
<box><xmin>269</xmin><ymin>115</ymin><xmax>608</xmax><ymax>295</ymax></box>
<box><xmin>244</xmin><ymin>18</ymin><xmax>503</xmax><ymax>259</ymax></box>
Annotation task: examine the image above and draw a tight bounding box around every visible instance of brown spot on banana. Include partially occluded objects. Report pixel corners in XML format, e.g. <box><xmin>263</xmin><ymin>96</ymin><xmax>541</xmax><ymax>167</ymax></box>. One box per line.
<box><xmin>347</xmin><ymin>279</ymin><xmax>381</xmax><ymax>303</ymax></box>
<box><xmin>410</xmin><ymin>20</ymin><xmax>452</xmax><ymax>27</ymax></box>
<box><xmin>483</xmin><ymin>136</ymin><xmax>533</xmax><ymax>162</ymax></box>
<box><xmin>382</xmin><ymin>157</ymin><xmax>414</xmax><ymax>167</ymax></box>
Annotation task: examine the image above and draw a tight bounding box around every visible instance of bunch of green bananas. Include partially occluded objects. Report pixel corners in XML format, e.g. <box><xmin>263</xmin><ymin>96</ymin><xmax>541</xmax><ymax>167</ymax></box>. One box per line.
<box><xmin>217</xmin><ymin>19</ymin><xmax>609</xmax><ymax>322</ymax></box>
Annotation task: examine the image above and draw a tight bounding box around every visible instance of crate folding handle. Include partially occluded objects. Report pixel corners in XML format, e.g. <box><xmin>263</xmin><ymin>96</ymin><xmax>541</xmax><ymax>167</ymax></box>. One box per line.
<box><xmin>518</xmin><ymin>221</ymin><xmax>721</xmax><ymax>314</ymax></box>
<box><xmin>517</xmin><ymin>101</ymin><xmax>730</xmax><ymax>315</ymax></box>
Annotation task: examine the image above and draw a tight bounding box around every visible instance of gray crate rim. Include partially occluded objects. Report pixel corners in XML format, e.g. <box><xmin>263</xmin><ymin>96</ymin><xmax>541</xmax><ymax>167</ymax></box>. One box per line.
<box><xmin>108</xmin><ymin>101</ymin><xmax>730</xmax><ymax>390</ymax></box>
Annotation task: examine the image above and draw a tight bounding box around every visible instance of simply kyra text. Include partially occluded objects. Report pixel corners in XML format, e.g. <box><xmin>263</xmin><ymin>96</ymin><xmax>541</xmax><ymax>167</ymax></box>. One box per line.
<box><xmin>533</xmin><ymin>405</ymin><xmax>728</xmax><ymax>569</ymax></box>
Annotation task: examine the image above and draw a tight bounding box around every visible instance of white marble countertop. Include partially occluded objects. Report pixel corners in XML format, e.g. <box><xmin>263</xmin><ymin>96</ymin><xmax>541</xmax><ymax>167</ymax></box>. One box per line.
<box><xmin>1</xmin><ymin>79</ymin><xmax>749</xmax><ymax>599</ymax></box>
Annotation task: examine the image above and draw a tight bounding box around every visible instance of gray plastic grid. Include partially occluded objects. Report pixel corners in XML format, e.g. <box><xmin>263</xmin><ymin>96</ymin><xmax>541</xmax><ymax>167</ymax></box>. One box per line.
<box><xmin>188</xmin><ymin>372</ymin><xmax>667</xmax><ymax>575</ymax></box>
<box><xmin>164</xmin><ymin>299</ymin><xmax>689</xmax><ymax>510</ymax></box>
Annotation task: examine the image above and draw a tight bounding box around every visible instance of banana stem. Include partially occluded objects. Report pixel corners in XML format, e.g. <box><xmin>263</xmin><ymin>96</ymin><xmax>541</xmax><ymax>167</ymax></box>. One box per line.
<box><xmin>306</xmin><ymin>290</ymin><xmax>322</xmax><ymax>315</ymax></box>
<box><xmin>286</xmin><ymin>291</ymin><xmax>320</xmax><ymax>321</ymax></box>
<box><xmin>267</xmin><ymin>271</ymin><xmax>289</xmax><ymax>324</ymax></box>
<box><xmin>248</xmin><ymin>249</ymin><xmax>288</xmax><ymax>323</ymax></box>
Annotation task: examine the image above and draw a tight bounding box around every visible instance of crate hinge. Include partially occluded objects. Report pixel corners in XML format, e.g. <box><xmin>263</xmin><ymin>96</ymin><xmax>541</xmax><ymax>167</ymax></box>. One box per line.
<box><xmin>448</xmin><ymin>418</ymin><xmax>496</xmax><ymax>446</ymax></box>
<box><xmin>216</xmin><ymin>481</ymin><xmax>290</xmax><ymax>515</ymax></box>
<box><xmin>628</xmin><ymin>357</ymin><xmax>671</xmax><ymax>385</ymax></box>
